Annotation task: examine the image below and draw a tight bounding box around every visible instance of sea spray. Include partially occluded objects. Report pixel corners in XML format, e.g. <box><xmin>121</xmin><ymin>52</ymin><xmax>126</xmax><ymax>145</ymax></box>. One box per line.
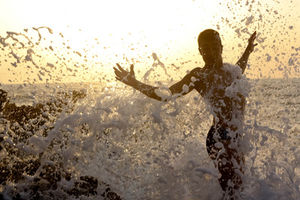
<box><xmin>0</xmin><ymin>27</ymin><xmax>299</xmax><ymax>199</ymax></box>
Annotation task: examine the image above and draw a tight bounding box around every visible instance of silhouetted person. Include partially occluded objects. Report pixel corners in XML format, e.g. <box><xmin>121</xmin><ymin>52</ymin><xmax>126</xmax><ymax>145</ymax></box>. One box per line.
<box><xmin>114</xmin><ymin>29</ymin><xmax>257</xmax><ymax>199</ymax></box>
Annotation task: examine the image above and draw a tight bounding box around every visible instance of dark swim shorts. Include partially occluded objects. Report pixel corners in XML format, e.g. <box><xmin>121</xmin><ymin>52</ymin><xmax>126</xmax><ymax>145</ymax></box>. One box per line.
<box><xmin>206</xmin><ymin>126</ymin><xmax>231</xmax><ymax>159</ymax></box>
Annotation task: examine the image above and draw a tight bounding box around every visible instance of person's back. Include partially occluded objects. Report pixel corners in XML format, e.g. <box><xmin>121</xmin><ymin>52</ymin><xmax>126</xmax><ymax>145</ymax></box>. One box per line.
<box><xmin>202</xmin><ymin>65</ymin><xmax>246</xmax><ymax>128</ymax></box>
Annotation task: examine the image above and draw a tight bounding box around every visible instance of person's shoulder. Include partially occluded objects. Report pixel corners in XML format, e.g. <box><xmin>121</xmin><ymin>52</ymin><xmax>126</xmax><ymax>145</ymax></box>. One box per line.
<box><xmin>189</xmin><ymin>67</ymin><xmax>205</xmax><ymax>77</ymax></box>
<box><xmin>223</xmin><ymin>63</ymin><xmax>243</xmax><ymax>77</ymax></box>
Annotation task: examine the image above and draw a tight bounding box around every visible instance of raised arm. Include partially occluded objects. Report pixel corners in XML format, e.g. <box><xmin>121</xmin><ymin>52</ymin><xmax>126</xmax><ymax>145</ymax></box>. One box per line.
<box><xmin>113</xmin><ymin>64</ymin><xmax>200</xmax><ymax>101</ymax></box>
<box><xmin>236</xmin><ymin>31</ymin><xmax>257</xmax><ymax>73</ymax></box>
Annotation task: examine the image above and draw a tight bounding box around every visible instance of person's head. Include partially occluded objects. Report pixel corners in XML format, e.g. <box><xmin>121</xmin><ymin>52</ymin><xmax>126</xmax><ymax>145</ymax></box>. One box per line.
<box><xmin>198</xmin><ymin>29</ymin><xmax>223</xmax><ymax>65</ymax></box>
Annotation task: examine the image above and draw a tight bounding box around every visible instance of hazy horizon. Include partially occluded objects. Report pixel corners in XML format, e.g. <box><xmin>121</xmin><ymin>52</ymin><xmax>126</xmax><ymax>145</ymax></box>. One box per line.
<box><xmin>0</xmin><ymin>0</ymin><xmax>299</xmax><ymax>84</ymax></box>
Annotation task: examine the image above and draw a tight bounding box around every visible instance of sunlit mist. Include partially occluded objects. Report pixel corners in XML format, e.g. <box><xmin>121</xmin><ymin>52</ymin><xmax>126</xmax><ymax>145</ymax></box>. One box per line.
<box><xmin>0</xmin><ymin>0</ymin><xmax>299</xmax><ymax>83</ymax></box>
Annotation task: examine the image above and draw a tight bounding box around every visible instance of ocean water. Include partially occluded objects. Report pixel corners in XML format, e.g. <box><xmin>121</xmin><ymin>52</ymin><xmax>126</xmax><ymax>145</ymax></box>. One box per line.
<box><xmin>0</xmin><ymin>15</ymin><xmax>299</xmax><ymax>198</ymax></box>
<box><xmin>0</xmin><ymin>78</ymin><xmax>299</xmax><ymax>200</ymax></box>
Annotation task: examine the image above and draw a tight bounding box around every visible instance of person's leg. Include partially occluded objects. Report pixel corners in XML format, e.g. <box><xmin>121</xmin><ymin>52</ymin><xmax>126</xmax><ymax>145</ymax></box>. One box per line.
<box><xmin>217</xmin><ymin>148</ymin><xmax>243</xmax><ymax>199</ymax></box>
<box><xmin>206</xmin><ymin>126</ymin><xmax>244</xmax><ymax>199</ymax></box>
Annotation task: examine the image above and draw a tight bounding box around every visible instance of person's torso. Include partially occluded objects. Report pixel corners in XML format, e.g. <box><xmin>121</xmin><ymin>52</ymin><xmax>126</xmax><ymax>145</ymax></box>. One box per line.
<box><xmin>193</xmin><ymin>65</ymin><xmax>246</xmax><ymax>129</ymax></box>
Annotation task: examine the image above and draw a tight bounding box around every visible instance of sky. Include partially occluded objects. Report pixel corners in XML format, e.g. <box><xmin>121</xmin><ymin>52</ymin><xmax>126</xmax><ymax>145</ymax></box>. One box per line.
<box><xmin>0</xmin><ymin>0</ymin><xmax>299</xmax><ymax>84</ymax></box>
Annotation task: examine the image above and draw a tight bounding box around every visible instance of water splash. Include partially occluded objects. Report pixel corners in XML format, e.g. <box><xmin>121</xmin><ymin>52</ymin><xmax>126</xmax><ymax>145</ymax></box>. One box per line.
<box><xmin>0</xmin><ymin>1</ymin><xmax>299</xmax><ymax>199</ymax></box>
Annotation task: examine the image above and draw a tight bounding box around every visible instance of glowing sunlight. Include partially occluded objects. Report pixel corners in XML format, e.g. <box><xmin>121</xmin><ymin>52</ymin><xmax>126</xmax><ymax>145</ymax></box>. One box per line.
<box><xmin>0</xmin><ymin>0</ymin><xmax>299</xmax><ymax>83</ymax></box>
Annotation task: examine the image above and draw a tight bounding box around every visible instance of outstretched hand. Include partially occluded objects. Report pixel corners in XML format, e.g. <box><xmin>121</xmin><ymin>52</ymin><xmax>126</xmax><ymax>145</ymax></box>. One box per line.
<box><xmin>247</xmin><ymin>31</ymin><xmax>258</xmax><ymax>53</ymax></box>
<box><xmin>113</xmin><ymin>63</ymin><xmax>136</xmax><ymax>86</ymax></box>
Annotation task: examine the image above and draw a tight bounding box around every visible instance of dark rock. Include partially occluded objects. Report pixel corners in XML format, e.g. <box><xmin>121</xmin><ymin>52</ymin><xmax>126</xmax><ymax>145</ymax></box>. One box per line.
<box><xmin>39</xmin><ymin>164</ymin><xmax>61</xmax><ymax>189</ymax></box>
<box><xmin>67</xmin><ymin>175</ymin><xmax>98</xmax><ymax>197</ymax></box>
